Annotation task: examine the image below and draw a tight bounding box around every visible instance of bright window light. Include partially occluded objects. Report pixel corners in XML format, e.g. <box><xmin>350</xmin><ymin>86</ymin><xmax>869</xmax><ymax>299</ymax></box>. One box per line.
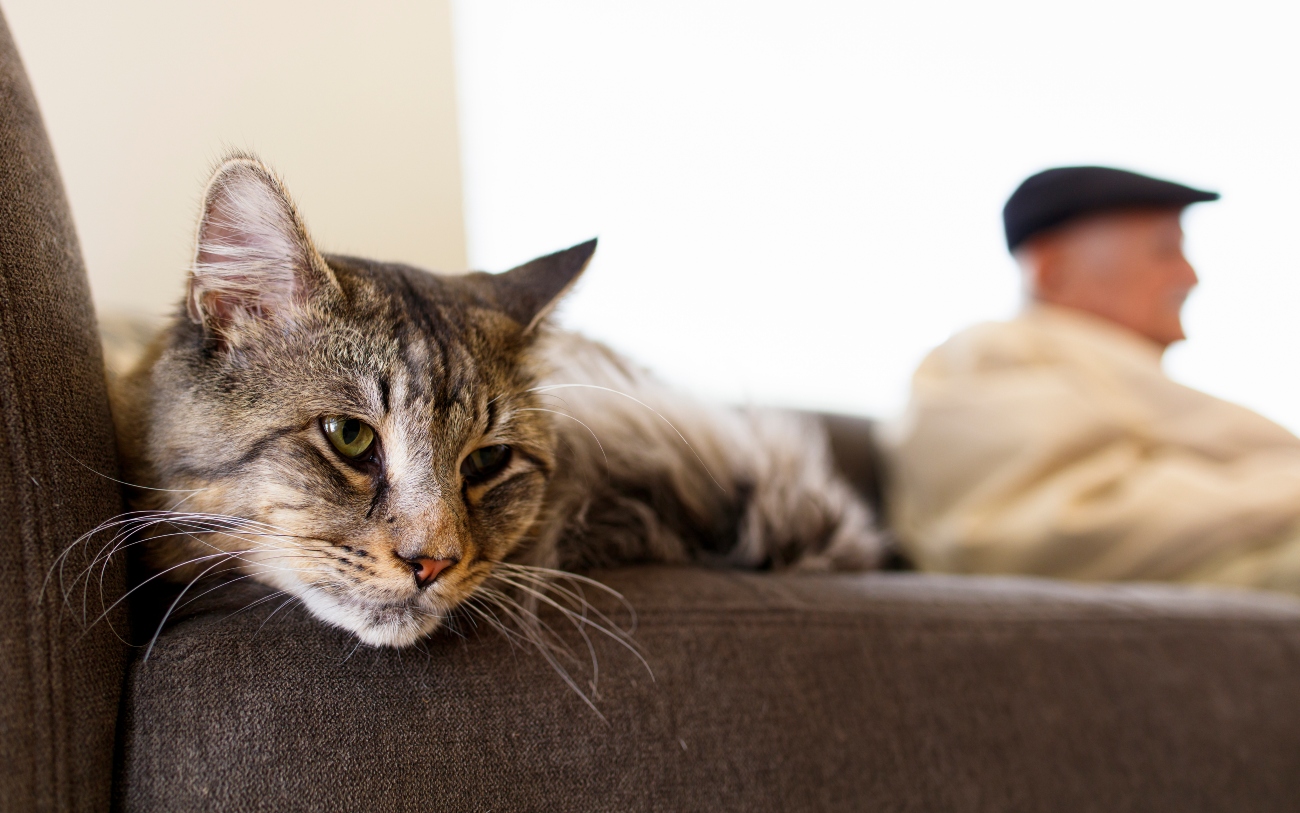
<box><xmin>454</xmin><ymin>1</ymin><xmax>1300</xmax><ymax>431</ymax></box>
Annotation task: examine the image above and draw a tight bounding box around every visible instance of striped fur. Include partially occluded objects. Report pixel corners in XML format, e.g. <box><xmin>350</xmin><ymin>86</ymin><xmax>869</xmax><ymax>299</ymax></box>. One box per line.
<box><xmin>111</xmin><ymin>154</ymin><xmax>883</xmax><ymax>647</ymax></box>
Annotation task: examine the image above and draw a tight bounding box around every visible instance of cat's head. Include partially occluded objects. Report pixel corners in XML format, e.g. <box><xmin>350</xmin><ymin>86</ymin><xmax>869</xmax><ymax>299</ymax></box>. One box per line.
<box><xmin>132</xmin><ymin>154</ymin><xmax>593</xmax><ymax>646</ymax></box>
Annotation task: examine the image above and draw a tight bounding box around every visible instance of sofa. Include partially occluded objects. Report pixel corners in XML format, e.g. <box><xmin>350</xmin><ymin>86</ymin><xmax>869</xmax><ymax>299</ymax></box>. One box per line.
<box><xmin>4</xmin><ymin>10</ymin><xmax>1300</xmax><ymax>811</ymax></box>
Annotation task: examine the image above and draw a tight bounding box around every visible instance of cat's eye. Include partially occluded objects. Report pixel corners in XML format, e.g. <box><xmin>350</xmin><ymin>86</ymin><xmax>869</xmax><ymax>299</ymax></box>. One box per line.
<box><xmin>322</xmin><ymin>417</ymin><xmax>376</xmax><ymax>460</ymax></box>
<box><xmin>461</xmin><ymin>444</ymin><xmax>512</xmax><ymax>483</ymax></box>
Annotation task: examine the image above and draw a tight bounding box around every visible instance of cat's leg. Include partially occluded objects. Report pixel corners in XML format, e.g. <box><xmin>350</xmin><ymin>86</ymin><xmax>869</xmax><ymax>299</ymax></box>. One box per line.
<box><xmin>533</xmin><ymin>331</ymin><xmax>884</xmax><ymax>571</ymax></box>
<box><xmin>721</xmin><ymin>408</ymin><xmax>884</xmax><ymax>572</ymax></box>
<box><xmin>535</xmin><ymin>367</ymin><xmax>884</xmax><ymax>570</ymax></box>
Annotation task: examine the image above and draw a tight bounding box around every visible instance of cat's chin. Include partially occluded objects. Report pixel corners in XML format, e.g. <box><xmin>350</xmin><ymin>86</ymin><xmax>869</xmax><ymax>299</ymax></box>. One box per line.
<box><xmin>294</xmin><ymin>586</ymin><xmax>444</xmax><ymax>648</ymax></box>
<box><xmin>349</xmin><ymin>617</ymin><xmax>441</xmax><ymax>649</ymax></box>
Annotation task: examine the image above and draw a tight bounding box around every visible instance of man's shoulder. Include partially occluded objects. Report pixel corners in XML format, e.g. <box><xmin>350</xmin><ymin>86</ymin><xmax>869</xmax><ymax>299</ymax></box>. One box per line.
<box><xmin>944</xmin><ymin>317</ymin><xmax>1037</xmax><ymax>351</ymax></box>
<box><xmin>923</xmin><ymin>306</ymin><xmax>1155</xmax><ymax>378</ymax></box>
<box><xmin>921</xmin><ymin>313</ymin><xmax>1059</xmax><ymax>375</ymax></box>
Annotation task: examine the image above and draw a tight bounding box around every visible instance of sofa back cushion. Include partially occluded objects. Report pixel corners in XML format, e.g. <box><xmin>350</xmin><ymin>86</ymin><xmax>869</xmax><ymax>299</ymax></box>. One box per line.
<box><xmin>0</xmin><ymin>8</ymin><xmax>129</xmax><ymax>811</ymax></box>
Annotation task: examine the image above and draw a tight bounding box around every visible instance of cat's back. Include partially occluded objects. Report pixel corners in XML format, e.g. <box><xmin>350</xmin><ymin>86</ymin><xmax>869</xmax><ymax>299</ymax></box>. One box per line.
<box><xmin>99</xmin><ymin>312</ymin><xmax>163</xmax><ymax>380</ymax></box>
<box><xmin>529</xmin><ymin>328</ymin><xmax>884</xmax><ymax>572</ymax></box>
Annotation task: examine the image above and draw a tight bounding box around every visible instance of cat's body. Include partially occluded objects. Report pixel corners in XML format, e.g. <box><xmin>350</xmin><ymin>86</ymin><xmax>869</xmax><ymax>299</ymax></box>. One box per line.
<box><xmin>110</xmin><ymin>155</ymin><xmax>882</xmax><ymax>648</ymax></box>
<box><xmin>513</xmin><ymin>330</ymin><xmax>878</xmax><ymax>574</ymax></box>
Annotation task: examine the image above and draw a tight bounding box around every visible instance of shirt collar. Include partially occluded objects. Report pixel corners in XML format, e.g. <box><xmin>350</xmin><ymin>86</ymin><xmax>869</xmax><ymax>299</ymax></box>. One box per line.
<box><xmin>1021</xmin><ymin>303</ymin><xmax>1166</xmax><ymax>368</ymax></box>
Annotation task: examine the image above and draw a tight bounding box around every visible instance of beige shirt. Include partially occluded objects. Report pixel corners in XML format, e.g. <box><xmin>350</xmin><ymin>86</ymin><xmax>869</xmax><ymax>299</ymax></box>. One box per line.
<box><xmin>882</xmin><ymin>304</ymin><xmax>1300</xmax><ymax>592</ymax></box>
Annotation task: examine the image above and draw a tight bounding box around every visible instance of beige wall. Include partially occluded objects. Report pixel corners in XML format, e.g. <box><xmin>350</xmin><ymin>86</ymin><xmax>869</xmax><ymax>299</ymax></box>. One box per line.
<box><xmin>4</xmin><ymin>1</ymin><xmax>466</xmax><ymax>320</ymax></box>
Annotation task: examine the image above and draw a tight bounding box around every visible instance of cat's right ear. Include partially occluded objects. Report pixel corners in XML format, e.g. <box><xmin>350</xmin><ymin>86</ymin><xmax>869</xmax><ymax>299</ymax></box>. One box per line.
<box><xmin>186</xmin><ymin>155</ymin><xmax>338</xmax><ymax>343</ymax></box>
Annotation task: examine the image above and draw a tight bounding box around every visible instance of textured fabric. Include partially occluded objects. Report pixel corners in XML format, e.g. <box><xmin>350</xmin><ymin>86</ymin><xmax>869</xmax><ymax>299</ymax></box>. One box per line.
<box><xmin>883</xmin><ymin>304</ymin><xmax>1300</xmax><ymax>589</ymax></box>
<box><xmin>118</xmin><ymin>566</ymin><xmax>1300</xmax><ymax>812</ymax></box>
<box><xmin>819</xmin><ymin>412</ymin><xmax>888</xmax><ymax>524</ymax></box>
<box><xmin>0</xmin><ymin>7</ymin><xmax>129</xmax><ymax>811</ymax></box>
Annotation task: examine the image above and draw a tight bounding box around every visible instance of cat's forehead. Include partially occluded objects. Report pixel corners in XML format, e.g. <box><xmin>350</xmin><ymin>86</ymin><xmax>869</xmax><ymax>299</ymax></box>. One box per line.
<box><xmin>327</xmin><ymin>255</ymin><xmax>478</xmax><ymax>325</ymax></box>
<box><xmin>317</xmin><ymin>255</ymin><xmax>522</xmax><ymax>410</ymax></box>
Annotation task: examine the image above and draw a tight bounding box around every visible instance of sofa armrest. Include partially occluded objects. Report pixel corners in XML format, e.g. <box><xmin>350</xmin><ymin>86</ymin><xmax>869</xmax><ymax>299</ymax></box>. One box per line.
<box><xmin>0</xmin><ymin>8</ymin><xmax>128</xmax><ymax>811</ymax></box>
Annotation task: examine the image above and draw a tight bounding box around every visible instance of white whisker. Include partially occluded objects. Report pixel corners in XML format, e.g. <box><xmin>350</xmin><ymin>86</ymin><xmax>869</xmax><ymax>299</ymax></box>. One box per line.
<box><xmin>528</xmin><ymin>382</ymin><xmax>726</xmax><ymax>493</ymax></box>
<box><xmin>488</xmin><ymin>573</ymin><xmax>650</xmax><ymax>678</ymax></box>
<box><xmin>516</xmin><ymin>407</ymin><xmax>609</xmax><ymax>474</ymax></box>
<box><xmin>253</xmin><ymin>594</ymin><xmax>302</xmax><ymax>636</ymax></box>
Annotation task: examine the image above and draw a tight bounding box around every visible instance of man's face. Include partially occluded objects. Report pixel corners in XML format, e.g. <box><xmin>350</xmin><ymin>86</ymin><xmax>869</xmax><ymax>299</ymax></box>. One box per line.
<box><xmin>1026</xmin><ymin>208</ymin><xmax>1198</xmax><ymax>348</ymax></box>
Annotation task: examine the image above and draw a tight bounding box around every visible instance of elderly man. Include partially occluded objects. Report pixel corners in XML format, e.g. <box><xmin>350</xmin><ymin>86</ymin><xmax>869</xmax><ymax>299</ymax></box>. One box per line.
<box><xmin>883</xmin><ymin>166</ymin><xmax>1300</xmax><ymax>593</ymax></box>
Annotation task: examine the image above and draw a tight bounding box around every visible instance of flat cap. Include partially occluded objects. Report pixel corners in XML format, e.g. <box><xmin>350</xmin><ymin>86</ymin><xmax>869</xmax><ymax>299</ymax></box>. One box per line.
<box><xmin>1003</xmin><ymin>166</ymin><xmax>1219</xmax><ymax>251</ymax></box>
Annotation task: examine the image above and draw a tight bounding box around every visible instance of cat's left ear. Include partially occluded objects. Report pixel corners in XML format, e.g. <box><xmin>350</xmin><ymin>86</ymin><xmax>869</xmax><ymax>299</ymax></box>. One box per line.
<box><xmin>490</xmin><ymin>238</ymin><xmax>597</xmax><ymax>334</ymax></box>
<box><xmin>186</xmin><ymin>154</ymin><xmax>338</xmax><ymax>340</ymax></box>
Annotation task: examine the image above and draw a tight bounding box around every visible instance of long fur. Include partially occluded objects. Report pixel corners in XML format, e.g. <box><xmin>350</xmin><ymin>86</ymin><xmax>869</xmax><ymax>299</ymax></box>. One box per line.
<box><xmin>98</xmin><ymin>153</ymin><xmax>884</xmax><ymax>655</ymax></box>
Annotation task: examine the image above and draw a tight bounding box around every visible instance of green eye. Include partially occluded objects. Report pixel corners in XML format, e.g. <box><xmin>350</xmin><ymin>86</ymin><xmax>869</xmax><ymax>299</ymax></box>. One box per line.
<box><xmin>322</xmin><ymin>417</ymin><xmax>376</xmax><ymax>460</ymax></box>
<box><xmin>462</xmin><ymin>444</ymin><xmax>512</xmax><ymax>483</ymax></box>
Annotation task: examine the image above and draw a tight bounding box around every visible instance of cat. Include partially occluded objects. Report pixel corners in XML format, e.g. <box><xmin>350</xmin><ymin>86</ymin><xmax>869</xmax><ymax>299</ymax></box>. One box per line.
<box><xmin>107</xmin><ymin>153</ymin><xmax>884</xmax><ymax>650</ymax></box>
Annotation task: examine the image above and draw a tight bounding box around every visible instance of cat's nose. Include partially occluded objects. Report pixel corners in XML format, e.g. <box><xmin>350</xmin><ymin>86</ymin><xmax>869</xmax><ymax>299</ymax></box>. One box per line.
<box><xmin>402</xmin><ymin>556</ymin><xmax>457</xmax><ymax>588</ymax></box>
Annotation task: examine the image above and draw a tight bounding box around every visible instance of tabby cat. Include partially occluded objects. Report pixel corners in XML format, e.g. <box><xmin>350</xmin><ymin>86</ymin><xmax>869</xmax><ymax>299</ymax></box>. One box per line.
<box><xmin>109</xmin><ymin>154</ymin><xmax>883</xmax><ymax>649</ymax></box>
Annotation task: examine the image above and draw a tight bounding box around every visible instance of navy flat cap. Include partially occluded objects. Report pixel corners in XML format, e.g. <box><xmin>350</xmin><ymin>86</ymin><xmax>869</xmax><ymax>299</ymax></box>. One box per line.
<box><xmin>1003</xmin><ymin>166</ymin><xmax>1219</xmax><ymax>251</ymax></box>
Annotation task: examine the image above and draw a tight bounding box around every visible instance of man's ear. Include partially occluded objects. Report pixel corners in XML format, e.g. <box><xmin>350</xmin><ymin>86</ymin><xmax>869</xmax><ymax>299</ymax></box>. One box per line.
<box><xmin>186</xmin><ymin>154</ymin><xmax>337</xmax><ymax>339</ymax></box>
<box><xmin>490</xmin><ymin>238</ymin><xmax>597</xmax><ymax>333</ymax></box>
<box><xmin>1015</xmin><ymin>238</ymin><xmax>1060</xmax><ymax>301</ymax></box>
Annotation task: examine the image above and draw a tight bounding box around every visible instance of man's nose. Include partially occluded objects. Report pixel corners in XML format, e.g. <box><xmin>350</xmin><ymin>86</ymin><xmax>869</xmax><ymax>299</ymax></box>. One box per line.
<box><xmin>400</xmin><ymin>556</ymin><xmax>457</xmax><ymax>588</ymax></box>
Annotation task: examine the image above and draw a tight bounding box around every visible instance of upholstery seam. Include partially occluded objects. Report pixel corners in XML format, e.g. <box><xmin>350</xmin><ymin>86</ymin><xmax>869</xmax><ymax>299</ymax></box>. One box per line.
<box><xmin>610</xmin><ymin>605</ymin><xmax>1300</xmax><ymax>628</ymax></box>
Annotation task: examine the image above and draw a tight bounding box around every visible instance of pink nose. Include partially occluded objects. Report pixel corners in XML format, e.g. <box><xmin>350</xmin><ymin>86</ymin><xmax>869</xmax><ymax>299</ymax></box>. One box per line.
<box><xmin>404</xmin><ymin>557</ymin><xmax>456</xmax><ymax>588</ymax></box>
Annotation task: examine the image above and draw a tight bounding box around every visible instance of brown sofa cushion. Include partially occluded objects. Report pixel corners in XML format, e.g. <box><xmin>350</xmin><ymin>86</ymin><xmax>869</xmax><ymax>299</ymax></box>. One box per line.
<box><xmin>0</xmin><ymin>8</ymin><xmax>129</xmax><ymax>811</ymax></box>
<box><xmin>117</xmin><ymin>566</ymin><xmax>1300</xmax><ymax>811</ymax></box>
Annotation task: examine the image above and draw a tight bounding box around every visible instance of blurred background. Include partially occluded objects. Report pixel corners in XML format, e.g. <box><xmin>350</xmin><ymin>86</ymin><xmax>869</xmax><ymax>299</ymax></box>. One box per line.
<box><xmin>7</xmin><ymin>1</ymin><xmax>1300</xmax><ymax>429</ymax></box>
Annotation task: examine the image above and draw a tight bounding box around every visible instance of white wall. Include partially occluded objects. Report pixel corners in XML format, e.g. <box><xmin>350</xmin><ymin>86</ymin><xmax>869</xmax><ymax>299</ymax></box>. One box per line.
<box><xmin>5</xmin><ymin>0</ymin><xmax>465</xmax><ymax>321</ymax></box>
<box><xmin>454</xmin><ymin>1</ymin><xmax>1300</xmax><ymax>431</ymax></box>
